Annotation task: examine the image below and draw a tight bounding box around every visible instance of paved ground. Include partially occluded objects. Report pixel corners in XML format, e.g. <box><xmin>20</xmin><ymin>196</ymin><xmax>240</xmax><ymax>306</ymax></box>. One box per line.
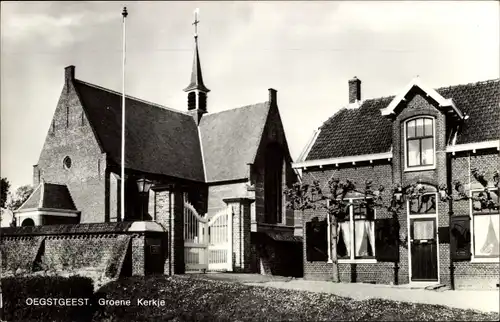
<box><xmin>187</xmin><ymin>273</ymin><xmax>500</xmax><ymax>313</ymax></box>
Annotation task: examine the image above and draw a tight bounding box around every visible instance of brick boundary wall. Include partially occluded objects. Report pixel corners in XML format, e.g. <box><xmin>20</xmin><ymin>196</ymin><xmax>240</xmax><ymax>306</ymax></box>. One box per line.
<box><xmin>0</xmin><ymin>223</ymin><xmax>168</xmax><ymax>278</ymax></box>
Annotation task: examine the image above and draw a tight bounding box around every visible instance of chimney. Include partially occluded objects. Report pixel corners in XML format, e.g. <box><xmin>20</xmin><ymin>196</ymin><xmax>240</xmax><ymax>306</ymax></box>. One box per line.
<box><xmin>348</xmin><ymin>76</ymin><xmax>361</xmax><ymax>103</ymax></box>
<box><xmin>268</xmin><ymin>88</ymin><xmax>277</xmax><ymax>105</ymax></box>
<box><xmin>65</xmin><ymin>65</ymin><xmax>75</xmax><ymax>86</ymax></box>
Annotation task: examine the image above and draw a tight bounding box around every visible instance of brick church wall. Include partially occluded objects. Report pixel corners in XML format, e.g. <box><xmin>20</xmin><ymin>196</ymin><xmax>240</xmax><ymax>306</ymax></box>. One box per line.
<box><xmin>252</xmin><ymin>102</ymin><xmax>298</xmax><ymax>227</ymax></box>
<box><xmin>35</xmin><ymin>67</ymin><xmax>106</xmax><ymax>223</ymax></box>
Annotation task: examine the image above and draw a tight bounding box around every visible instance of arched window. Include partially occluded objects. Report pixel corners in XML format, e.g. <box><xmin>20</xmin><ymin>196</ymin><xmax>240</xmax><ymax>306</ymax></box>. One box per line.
<box><xmin>264</xmin><ymin>143</ymin><xmax>283</xmax><ymax>224</ymax></box>
<box><xmin>21</xmin><ymin>218</ymin><xmax>35</xmax><ymax>227</ymax></box>
<box><xmin>405</xmin><ymin>117</ymin><xmax>434</xmax><ymax>168</ymax></box>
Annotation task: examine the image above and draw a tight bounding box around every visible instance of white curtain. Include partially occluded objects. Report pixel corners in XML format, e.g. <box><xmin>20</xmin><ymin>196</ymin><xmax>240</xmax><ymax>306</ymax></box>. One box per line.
<box><xmin>338</xmin><ymin>221</ymin><xmax>351</xmax><ymax>257</ymax></box>
<box><xmin>365</xmin><ymin>220</ymin><xmax>376</xmax><ymax>256</ymax></box>
<box><xmin>354</xmin><ymin>221</ymin><xmax>366</xmax><ymax>256</ymax></box>
<box><xmin>354</xmin><ymin>220</ymin><xmax>376</xmax><ymax>257</ymax></box>
<box><xmin>474</xmin><ymin>214</ymin><xmax>500</xmax><ymax>257</ymax></box>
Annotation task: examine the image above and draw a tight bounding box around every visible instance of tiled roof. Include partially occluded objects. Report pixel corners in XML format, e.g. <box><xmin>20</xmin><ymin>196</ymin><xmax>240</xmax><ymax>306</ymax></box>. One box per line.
<box><xmin>42</xmin><ymin>183</ymin><xmax>77</xmax><ymax>210</ymax></box>
<box><xmin>306</xmin><ymin>97</ymin><xmax>394</xmax><ymax>160</ymax></box>
<box><xmin>306</xmin><ymin>79</ymin><xmax>500</xmax><ymax>161</ymax></box>
<box><xmin>437</xmin><ymin>79</ymin><xmax>500</xmax><ymax>144</ymax></box>
<box><xmin>17</xmin><ymin>182</ymin><xmax>77</xmax><ymax>211</ymax></box>
<box><xmin>19</xmin><ymin>183</ymin><xmax>42</xmax><ymax>210</ymax></box>
<box><xmin>74</xmin><ymin>80</ymin><xmax>205</xmax><ymax>182</ymax></box>
<box><xmin>200</xmin><ymin>102</ymin><xmax>271</xmax><ymax>182</ymax></box>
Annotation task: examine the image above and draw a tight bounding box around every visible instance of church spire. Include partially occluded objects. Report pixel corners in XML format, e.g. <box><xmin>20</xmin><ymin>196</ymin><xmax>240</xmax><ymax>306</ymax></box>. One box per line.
<box><xmin>184</xmin><ymin>8</ymin><xmax>210</xmax><ymax>123</ymax></box>
<box><xmin>184</xmin><ymin>36</ymin><xmax>210</xmax><ymax>93</ymax></box>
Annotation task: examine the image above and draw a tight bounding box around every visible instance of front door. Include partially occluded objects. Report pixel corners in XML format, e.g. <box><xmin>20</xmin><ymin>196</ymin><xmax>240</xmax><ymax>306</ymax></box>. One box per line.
<box><xmin>410</xmin><ymin>218</ymin><xmax>438</xmax><ymax>281</ymax></box>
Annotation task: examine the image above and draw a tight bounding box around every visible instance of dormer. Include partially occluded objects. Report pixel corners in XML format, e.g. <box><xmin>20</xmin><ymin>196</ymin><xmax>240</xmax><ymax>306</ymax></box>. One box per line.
<box><xmin>380</xmin><ymin>77</ymin><xmax>465</xmax><ymax>122</ymax></box>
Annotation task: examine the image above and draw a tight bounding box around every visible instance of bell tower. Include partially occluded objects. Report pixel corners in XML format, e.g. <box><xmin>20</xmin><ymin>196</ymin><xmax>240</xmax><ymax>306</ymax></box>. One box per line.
<box><xmin>184</xmin><ymin>8</ymin><xmax>210</xmax><ymax>125</ymax></box>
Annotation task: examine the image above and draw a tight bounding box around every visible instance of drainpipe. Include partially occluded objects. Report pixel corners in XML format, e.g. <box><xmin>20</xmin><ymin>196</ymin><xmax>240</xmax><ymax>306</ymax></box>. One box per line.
<box><xmin>447</xmin><ymin>151</ymin><xmax>455</xmax><ymax>290</ymax></box>
<box><xmin>169</xmin><ymin>189</ymin><xmax>173</xmax><ymax>276</ymax></box>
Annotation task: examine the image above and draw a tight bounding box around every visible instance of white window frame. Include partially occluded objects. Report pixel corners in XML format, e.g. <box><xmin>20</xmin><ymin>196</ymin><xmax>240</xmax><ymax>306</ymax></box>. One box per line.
<box><xmin>470</xmin><ymin>187</ymin><xmax>500</xmax><ymax>263</ymax></box>
<box><xmin>327</xmin><ymin>198</ymin><xmax>377</xmax><ymax>264</ymax></box>
<box><xmin>404</xmin><ymin>116</ymin><xmax>436</xmax><ymax>172</ymax></box>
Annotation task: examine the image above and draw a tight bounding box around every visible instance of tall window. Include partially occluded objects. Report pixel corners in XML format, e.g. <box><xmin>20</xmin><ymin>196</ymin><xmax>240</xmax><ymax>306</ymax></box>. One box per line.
<box><xmin>264</xmin><ymin>143</ymin><xmax>283</xmax><ymax>224</ymax></box>
<box><xmin>406</xmin><ymin>117</ymin><xmax>434</xmax><ymax>168</ymax></box>
<box><xmin>66</xmin><ymin>106</ymin><xmax>70</xmax><ymax>128</ymax></box>
<box><xmin>332</xmin><ymin>198</ymin><xmax>376</xmax><ymax>260</ymax></box>
<box><xmin>472</xmin><ymin>189</ymin><xmax>499</xmax><ymax>259</ymax></box>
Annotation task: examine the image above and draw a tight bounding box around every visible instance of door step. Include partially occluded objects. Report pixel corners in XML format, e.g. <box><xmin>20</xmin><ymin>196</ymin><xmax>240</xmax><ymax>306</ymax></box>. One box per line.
<box><xmin>424</xmin><ymin>284</ymin><xmax>450</xmax><ymax>291</ymax></box>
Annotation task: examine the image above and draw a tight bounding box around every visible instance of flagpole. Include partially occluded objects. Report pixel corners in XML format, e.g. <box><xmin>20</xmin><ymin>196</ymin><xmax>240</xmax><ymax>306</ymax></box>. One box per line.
<box><xmin>121</xmin><ymin>7</ymin><xmax>128</xmax><ymax>222</ymax></box>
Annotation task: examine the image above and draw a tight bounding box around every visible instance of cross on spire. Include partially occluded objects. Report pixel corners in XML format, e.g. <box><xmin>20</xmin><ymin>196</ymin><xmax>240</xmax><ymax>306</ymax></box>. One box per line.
<box><xmin>193</xmin><ymin>8</ymin><xmax>200</xmax><ymax>38</ymax></box>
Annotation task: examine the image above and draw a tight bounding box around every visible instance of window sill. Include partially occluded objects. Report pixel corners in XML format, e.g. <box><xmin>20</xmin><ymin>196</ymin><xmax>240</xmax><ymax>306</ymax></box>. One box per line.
<box><xmin>404</xmin><ymin>165</ymin><xmax>435</xmax><ymax>172</ymax></box>
<box><xmin>253</xmin><ymin>222</ymin><xmax>295</xmax><ymax>228</ymax></box>
<box><xmin>470</xmin><ymin>257</ymin><xmax>500</xmax><ymax>263</ymax></box>
<box><xmin>328</xmin><ymin>259</ymin><xmax>377</xmax><ymax>264</ymax></box>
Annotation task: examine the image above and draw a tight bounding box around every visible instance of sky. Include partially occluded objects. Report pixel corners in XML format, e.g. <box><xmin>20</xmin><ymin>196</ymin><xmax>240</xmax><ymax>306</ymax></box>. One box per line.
<box><xmin>1</xmin><ymin>1</ymin><xmax>499</xmax><ymax>191</ymax></box>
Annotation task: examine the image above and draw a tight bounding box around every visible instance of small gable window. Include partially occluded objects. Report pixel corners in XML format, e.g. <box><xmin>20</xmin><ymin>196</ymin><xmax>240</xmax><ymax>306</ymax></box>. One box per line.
<box><xmin>63</xmin><ymin>156</ymin><xmax>72</xmax><ymax>170</ymax></box>
<box><xmin>406</xmin><ymin>117</ymin><xmax>434</xmax><ymax>169</ymax></box>
<box><xmin>66</xmin><ymin>106</ymin><xmax>70</xmax><ymax>128</ymax></box>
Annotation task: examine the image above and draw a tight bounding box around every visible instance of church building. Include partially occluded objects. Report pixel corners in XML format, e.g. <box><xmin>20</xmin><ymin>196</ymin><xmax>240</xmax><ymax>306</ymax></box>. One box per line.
<box><xmin>15</xmin><ymin>17</ymin><xmax>301</xmax><ymax>275</ymax></box>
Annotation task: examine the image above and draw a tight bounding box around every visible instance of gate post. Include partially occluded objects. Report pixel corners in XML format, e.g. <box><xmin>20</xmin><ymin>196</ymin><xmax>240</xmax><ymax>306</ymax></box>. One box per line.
<box><xmin>154</xmin><ymin>186</ymin><xmax>185</xmax><ymax>275</ymax></box>
<box><xmin>227</xmin><ymin>205</ymin><xmax>233</xmax><ymax>271</ymax></box>
<box><xmin>223</xmin><ymin>197</ymin><xmax>254</xmax><ymax>272</ymax></box>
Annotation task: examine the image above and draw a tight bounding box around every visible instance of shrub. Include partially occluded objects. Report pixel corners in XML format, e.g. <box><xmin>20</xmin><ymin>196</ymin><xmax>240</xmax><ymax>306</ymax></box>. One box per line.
<box><xmin>1</xmin><ymin>275</ymin><xmax>95</xmax><ymax>322</ymax></box>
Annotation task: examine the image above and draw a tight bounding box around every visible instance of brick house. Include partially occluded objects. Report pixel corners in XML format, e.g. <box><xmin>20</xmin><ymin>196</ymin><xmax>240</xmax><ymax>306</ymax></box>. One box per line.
<box><xmin>293</xmin><ymin>76</ymin><xmax>499</xmax><ymax>289</ymax></box>
<box><xmin>17</xmin><ymin>28</ymin><xmax>300</xmax><ymax>275</ymax></box>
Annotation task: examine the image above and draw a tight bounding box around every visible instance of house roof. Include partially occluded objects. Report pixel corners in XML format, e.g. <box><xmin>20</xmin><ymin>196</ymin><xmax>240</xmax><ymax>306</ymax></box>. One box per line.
<box><xmin>439</xmin><ymin>79</ymin><xmax>499</xmax><ymax>144</ymax></box>
<box><xmin>74</xmin><ymin>80</ymin><xmax>205</xmax><ymax>182</ymax></box>
<box><xmin>17</xmin><ymin>182</ymin><xmax>77</xmax><ymax>212</ymax></box>
<box><xmin>200</xmin><ymin>102</ymin><xmax>271</xmax><ymax>182</ymax></box>
<box><xmin>306</xmin><ymin>79</ymin><xmax>500</xmax><ymax>161</ymax></box>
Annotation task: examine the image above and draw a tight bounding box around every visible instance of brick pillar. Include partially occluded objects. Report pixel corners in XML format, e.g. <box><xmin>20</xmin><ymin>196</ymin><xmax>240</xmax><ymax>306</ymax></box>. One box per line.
<box><xmin>154</xmin><ymin>187</ymin><xmax>185</xmax><ymax>275</ymax></box>
<box><xmin>173</xmin><ymin>190</ymin><xmax>185</xmax><ymax>274</ymax></box>
<box><xmin>127</xmin><ymin>222</ymin><xmax>167</xmax><ymax>276</ymax></box>
<box><xmin>131</xmin><ymin>234</ymin><xmax>145</xmax><ymax>275</ymax></box>
<box><xmin>224</xmin><ymin>197</ymin><xmax>254</xmax><ymax>272</ymax></box>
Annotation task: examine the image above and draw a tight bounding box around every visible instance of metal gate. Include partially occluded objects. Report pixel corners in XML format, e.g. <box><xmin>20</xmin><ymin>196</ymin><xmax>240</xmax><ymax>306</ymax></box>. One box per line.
<box><xmin>184</xmin><ymin>202</ymin><xmax>233</xmax><ymax>272</ymax></box>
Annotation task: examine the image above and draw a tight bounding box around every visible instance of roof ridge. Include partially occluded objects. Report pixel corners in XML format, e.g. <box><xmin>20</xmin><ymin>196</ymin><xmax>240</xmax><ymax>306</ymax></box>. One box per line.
<box><xmin>436</xmin><ymin>78</ymin><xmax>500</xmax><ymax>91</ymax></box>
<box><xmin>44</xmin><ymin>182</ymin><xmax>68</xmax><ymax>187</ymax></box>
<box><xmin>364</xmin><ymin>95</ymin><xmax>395</xmax><ymax>102</ymax></box>
<box><xmin>205</xmin><ymin>101</ymin><xmax>270</xmax><ymax>116</ymax></box>
<box><xmin>356</xmin><ymin>78</ymin><xmax>500</xmax><ymax>103</ymax></box>
<box><xmin>319</xmin><ymin>107</ymin><xmax>349</xmax><ymax>129</ymax></box>
<box><xmin>74</xmin><ymin>79</ymin><xmax>191</xmax><ymax>116</ymax></box>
